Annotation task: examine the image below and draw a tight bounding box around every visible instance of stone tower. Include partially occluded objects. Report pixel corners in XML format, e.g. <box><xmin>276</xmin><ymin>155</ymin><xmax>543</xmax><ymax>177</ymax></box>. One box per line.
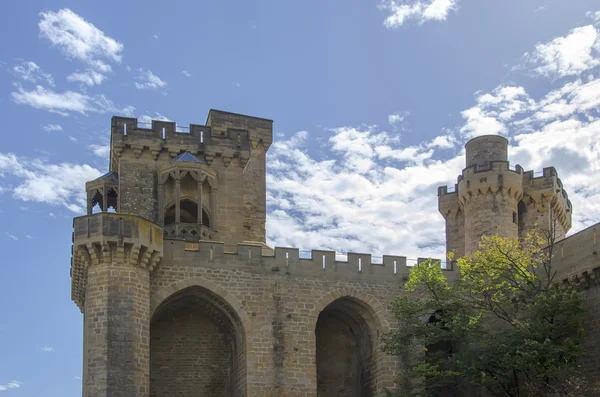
<box><xmin>438</xmin><ymin>135</ymin><xmax>572</xmax><ymax>257</ymax></box>
<box><xmin>71</xmin><ymin>110</ymin><xmax>436</xmax><ymax>397</ymax></box>
<box><xmin>71</xmin><ymin>110</ymin><xmax>273</xmax><ymax>397</ymax></box>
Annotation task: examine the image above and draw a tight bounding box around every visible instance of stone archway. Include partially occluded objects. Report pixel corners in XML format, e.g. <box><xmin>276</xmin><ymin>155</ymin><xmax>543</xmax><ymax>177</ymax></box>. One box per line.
<box><xmin>150</xmin><ymin>280</ymin><xmax>248</xmax><ymax>397</ymax></box>
<box><xmin>309</xmin><ymin>289</ymin><xmax>390</xmax><ymax>397</ymax></box>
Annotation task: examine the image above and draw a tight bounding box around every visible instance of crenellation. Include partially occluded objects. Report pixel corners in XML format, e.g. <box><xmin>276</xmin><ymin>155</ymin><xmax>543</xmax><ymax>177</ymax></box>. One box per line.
<box><xmin>164</xmin><ymin>239</ymin><xmax>450</xmax><ymax>281</ymax></box>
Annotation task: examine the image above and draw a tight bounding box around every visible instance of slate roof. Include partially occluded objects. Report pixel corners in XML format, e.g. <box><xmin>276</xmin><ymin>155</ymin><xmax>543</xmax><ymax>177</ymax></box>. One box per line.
<box><xmin>93</xmin><ymin>171</ymin><xmax>118</xmax><ymax>181</ymax></box>
<box><xmin>170</xmin><ymin>152</ymin><xmax>203</xmax><ymax>163</ymax></box>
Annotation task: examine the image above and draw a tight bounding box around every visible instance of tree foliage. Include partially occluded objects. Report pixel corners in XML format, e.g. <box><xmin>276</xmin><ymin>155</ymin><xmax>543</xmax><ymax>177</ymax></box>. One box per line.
<box><xmin>382</xmin><ymin>234</ymin><xmax>590</xmax><ymax>397</ymax></box>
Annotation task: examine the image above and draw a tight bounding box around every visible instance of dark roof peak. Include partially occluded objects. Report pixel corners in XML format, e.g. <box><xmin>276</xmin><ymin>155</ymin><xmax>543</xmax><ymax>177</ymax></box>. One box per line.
<box><xmin>93</xmin><ymin>171</ymin><xmax>118</xmax><ymax>181</ymax></box>
<box><xmin>170</xmin><ymin>152</ymin><xmax>203</xmax><ymax>163</ymax></box>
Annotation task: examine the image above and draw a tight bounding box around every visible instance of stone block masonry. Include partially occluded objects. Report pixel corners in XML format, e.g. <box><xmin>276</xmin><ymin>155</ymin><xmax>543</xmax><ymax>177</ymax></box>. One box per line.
<box><xmin>73</xmin><ymin>213</ymin><xmax>452</xmax><ymax>397</ymax></box>
<box><xmin>73</xmin><ymin>108</ymin><xmax>453</xmax><ymax>397</ymax></box>
<box><xmin>73</xmin><ymin>111</ymin><xmax>597</xmax><ymax>397</ymax></box>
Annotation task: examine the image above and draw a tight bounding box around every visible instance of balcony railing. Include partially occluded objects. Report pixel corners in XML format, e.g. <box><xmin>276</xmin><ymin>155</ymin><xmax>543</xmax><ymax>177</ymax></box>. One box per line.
<box><xmin>163</xmin><ymin>222</ymin><xmax>216</xmax><ymax>241</ymax></box>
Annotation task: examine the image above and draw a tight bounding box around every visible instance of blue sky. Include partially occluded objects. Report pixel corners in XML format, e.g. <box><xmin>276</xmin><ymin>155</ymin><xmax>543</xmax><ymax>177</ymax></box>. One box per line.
<box><xmin>1</xmin><ymin>0</ymin><xmax>600</xmax><ymax>395</ymax></box>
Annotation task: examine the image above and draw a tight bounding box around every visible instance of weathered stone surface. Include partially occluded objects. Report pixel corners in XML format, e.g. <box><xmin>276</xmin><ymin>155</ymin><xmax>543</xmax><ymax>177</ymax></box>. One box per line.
<box><xmin>72</xmin><ymin>115</ymin><xmax>597</xmax><ymax>397</ymax></box>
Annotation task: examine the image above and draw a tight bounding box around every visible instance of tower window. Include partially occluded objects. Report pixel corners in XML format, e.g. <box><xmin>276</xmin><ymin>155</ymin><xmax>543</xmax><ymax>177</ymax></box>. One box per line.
<box><xmin>513</xmin><ymin>211</ymin><xmax>517</xmax><ymax>224</ymax></box>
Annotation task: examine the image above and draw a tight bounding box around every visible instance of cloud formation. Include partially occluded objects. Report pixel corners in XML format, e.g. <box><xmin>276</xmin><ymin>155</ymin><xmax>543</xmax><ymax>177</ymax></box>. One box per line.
<box><xmin>67</xmin><ymin>69</ymin><xmax>105</xmax><ymax>86</ymax></box>
<box><xmin>265</xmin><ymin>17</ymin><xmax>600</xmax><ymax>260</ymax></box>
<box><xmin>523</xmin><ymin>24</ymin><xmax>600</xmax><ymax>78</ymax></box>
<box><xmin>0</xmin><ymin>153</ymin><xmax>101</xmax><ymax>213</ymax></box>
<box><xmin>12</xmin><ymin>60</ymin><xmax>54</xmax><ymax>86</ymax></box>
<box><xmin>0</xmin><ymin>380</ymin><xmax>22</xmax><ymax>391</ymax></box>
<box><xmin>43</xmin><ymin>124</ymin><xmax>63</xmax><ymax>132</ymax></box>
<box><xmin>135</xmin><ymin>69</ymin><xmax>167</xmax><ymax>90</ymax></box>
<box><xmin>11</xmin><ymin>85</ymin><xmax>131</xmax><ymax>116</ymax></box>
<box><xmin>39</xmin><ymin>8</ymin><xmax>123</xmax><ymax>83</ymax></box>
<box><xmin>380</xmin><ymin>0</ymin><xmax>457</xmax><ymax>28</ymax></box>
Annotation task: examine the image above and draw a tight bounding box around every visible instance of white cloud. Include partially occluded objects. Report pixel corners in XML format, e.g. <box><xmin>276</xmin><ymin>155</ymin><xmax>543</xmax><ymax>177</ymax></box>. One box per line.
<box><xmin>138</xmin><ymin>113</ymin><xmax>171</xmax><ymax>125</ymax></box>
<box><xmin>135</xmin><ymin>69</ymin><xmax>167</xmax><ymax>90</ymax></box>
<box><xmin>68</xmin><ymin>136</ymin><xmax>78</xmax><ymax>142</ymax></box>
<box><xmin>460</xmin><ymin>85</ymin><xmax>535</xmax><ymax>138</ymax></box>
<box><xmin>4</xmin><ymin>232</ymin><xmax>18</xmax><ymax>241</ymax></box>
<box><xmin>90</xmin><ymin>144</ymin><xmax>110</xmax><ymax>158</ymax></box>
<box><xmin>39</xmin><ymin>8</ymin><xmax>123</xmax><ymax>74</ymax></box>
<box><xmin>0</xmin><ymin>380</ymin><xmax>22</xmax><ymax>391</ymax></box>
<box><xmin>523</xmin><ymin>25</ymin><xmax>600</xmax><ymax>78</ymax></box>
<box><xmin>182</xmin><ymin>70</ymin><xmax>192</xmax><ymax>78</ymax></box>
<box><xmin>0</xmin><ymin>153</ymin><xmax>101</xmax><ymax>213</ymax></box>
<box><xmin>41</xmin><ymin>346</ymin><xmax>55</xmax><ymax>352</ymax></box>
<box><xmin>12</xmin><ymin>61</ymin><xmax>54</xmax><ymax>86</ymax></box>
<box><xmin>267</xmin><ymin>126</ymin><xmax>462</xmax><ymax>260</ymax></box>
<box><xmin>67</xmin><ymin>69</ymin><xmax>105</xmax><ymax>86</ymax></box>
<box><xmin>534</xmin><ymin>5</ymin><xmax>547</xmax><ymax>13</ymax></box>
<box><xmin>266</xmin><ymin>26</ymin><xmax>600</xmax><ymax>259</ymax></box>
<box><xmin>380</xmin><ymin>0</ymin><xmax>457</xmax><ymax>28</ymax></box>
<box><xmin>587</xmin><ymin>11</ymin><xmax>600</xmax><ymax>24</ymax></box>
<box><xmin>388</xmin><ymin>111</ymin><xmax>409</xmax><ymax>126</ymax></box>
<box><xmin>43</xmin><ymin>124</ymin><xmax>62</xmax><ymax>132</ymax></box>
<box><xmin>11</xmin><ymin>85</ymin><xmax>131</xmax><ymax>116</ymax></box>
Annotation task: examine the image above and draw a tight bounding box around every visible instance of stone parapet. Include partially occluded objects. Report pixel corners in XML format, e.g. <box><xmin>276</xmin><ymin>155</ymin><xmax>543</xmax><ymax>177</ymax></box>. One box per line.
<box><xmin>520</xmin><ymin>165</ymin><xmax>572</xmax><ymax>234</ymax></box>
<box><xmin>166</xmin><ymin>240</ymin><xmax>455</xmax><ymax>282</ymax></box>
<box><xmin>109</xmin><ymin>110</ymin><xmax>273</xmax><ymax>170</ymax></box>
<box><xmin>457</xmin><ymin>161</ymin><xmax>524</xmax><ymax>207</ymax></box>
<box><xmin>438</xmin><ymin>185</ymin><xmax>459</xmax><ymax>219</ymax></box>
<box><xmin>70</xmin><ymin>213</ymin><xmax>163</xmax><ymax>311</ymax></box>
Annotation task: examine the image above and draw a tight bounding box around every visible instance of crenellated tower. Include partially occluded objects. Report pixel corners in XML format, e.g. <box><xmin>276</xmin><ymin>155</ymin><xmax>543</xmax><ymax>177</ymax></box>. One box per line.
<box><xmin>72</xmin><ymin>110</ymin><xmax>273</xmax><ymax>397</ymax></box>
<box><xmin>439</xmin><ymin>135</ymin><xmax>572</xmax><ymax>257</ymax></box>
<box><xmin>87</xmin><ymin>110</ymin><xmax>273</xmax><ymax>248</ymax></box>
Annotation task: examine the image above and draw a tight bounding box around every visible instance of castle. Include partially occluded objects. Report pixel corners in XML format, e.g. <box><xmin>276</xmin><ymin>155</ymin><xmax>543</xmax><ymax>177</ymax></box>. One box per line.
<box><xmin>70</xmin><ymin>110</ymin><xmax>600</xmax><ymax>397</ymax></box>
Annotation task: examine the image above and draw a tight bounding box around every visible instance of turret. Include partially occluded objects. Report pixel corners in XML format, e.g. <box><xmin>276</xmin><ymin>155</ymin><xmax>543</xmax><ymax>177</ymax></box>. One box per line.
<box><xmin>439</xmin><ymin>135</ymin><xmax>572</xmax><ymax>257</ymax></box>
<box><xmin>459</xmin><ymin>136</ymin><xmax>523</xmax><ymax>255</ymax></box>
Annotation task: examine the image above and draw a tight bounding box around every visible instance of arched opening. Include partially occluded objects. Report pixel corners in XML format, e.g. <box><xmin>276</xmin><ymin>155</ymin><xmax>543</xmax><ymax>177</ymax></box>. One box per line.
<box><xmin>315</xmin><ymin>297</ymin><xmax>378</xmax><ymax>397</ymax></box>
<box><xmin>150</xmin><ymin>286</ymin><xmax>246</xmax><ymax>397</ymax></box>
<box><xmin>425</xmin><ymin>310</ymin><xmax>456</xmax><ymax>397</ymax></box>
<box><xmin>106</xmin><ymin>188</ymin><xmax>118</xmax><ymax>212</ymax></box>
<box><xmin>91</xmin><ymin>190</ymin><xmax>103</xmax><ymax>213</ymax></box>
<box><xmin>164</xmin><ymin>199</ymin><xmax>211</xmax><ymax>227</ymax></box>
<box><xmin>518</xmin><ymin>200</ymin><xmax>527</xmax><ymax>238</ymax></box>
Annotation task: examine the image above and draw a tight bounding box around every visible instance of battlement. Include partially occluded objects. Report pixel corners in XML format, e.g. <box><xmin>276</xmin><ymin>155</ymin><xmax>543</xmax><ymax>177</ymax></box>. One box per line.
<box><xmin>439</xmin><ymin>165</ymin><xmax>571</xmax><ymax>206</ymax></box>
<box><xmin>109</xmin><ymin>110</ymin><xmax>273</xmax><ymax>170</ymax></box>
<box><xmin>163</xmin><ymin>240</ymin><xmax>454</xmax><ymax>282</ymax></box>
<box><xmin>438</xmin><ymin>185</ymin><xmax>460</xmax><ymax>220</ymax></box>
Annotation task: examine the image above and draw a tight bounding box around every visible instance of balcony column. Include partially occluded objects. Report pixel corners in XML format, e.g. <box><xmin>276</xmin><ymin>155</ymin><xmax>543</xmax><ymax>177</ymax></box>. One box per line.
<box><xmin>197</xmin><ymin>174</ymin><xmax>203</xmax><ymax>226</ymax></box>
<box><xmin>211</xmin><ymin>179</ymin><xmax>217</xmax><ymax>229</ymax></box>
<box><xmin>101</xmin><ymin>185</ymin><xmax>107</xmax><ymax>212</ymax></box>
<box><xmin>87</xmin><ymin>190</ymin><xmax>93</xmax><ymax>215</ymax></box>
<box><xmin>175</xmin><ymin>175</ymin><xmax>181</xmax><ymax>237</ymax></box>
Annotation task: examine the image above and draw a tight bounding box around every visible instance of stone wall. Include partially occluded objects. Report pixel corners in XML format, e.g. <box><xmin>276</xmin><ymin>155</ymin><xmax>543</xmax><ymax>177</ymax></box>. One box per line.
<box><xmin>147</xmin><ymin>241</ymin><xmax>449</xmax><ymax>396</ymax></box>
<box><xmin>551</xmin><ymin>225</ymin><xmax>600</xmax><ymax>381</ymax></box>
<box><xmin>150</xmin><ymin>306</ymin><xmax>235</xmax><ymax>397</ymax></box>
<box><xmin>243</xmin><ymin>143</ymin><xmax>267</xmax><ymax>243</ymax></box>
<box><xmin>118</xmin><ymin>158</ymin><xmax>158</xmax><ymax>222</ymax></box>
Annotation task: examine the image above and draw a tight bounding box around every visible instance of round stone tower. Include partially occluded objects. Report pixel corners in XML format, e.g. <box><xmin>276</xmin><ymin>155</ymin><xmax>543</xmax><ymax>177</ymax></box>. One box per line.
<box><xmin>458</xmin><ymin>135</ymin><xmax>523</xmax><ymax>255</ymax></box>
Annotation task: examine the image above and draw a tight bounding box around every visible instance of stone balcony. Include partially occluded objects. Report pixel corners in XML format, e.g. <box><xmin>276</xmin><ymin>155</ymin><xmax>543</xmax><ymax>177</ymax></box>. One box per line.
<box><xmin>70</xmin><ymin>213</ymin><xmax>164</xmax><ymax>311</ymax></box>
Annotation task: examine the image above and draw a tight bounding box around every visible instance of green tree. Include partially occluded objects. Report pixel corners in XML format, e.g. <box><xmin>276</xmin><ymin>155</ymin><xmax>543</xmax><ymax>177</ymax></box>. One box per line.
<box><xmin>382</xmin><ymin>233</ymin><xmax>589</xmax><ymax>397</ymax></box>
